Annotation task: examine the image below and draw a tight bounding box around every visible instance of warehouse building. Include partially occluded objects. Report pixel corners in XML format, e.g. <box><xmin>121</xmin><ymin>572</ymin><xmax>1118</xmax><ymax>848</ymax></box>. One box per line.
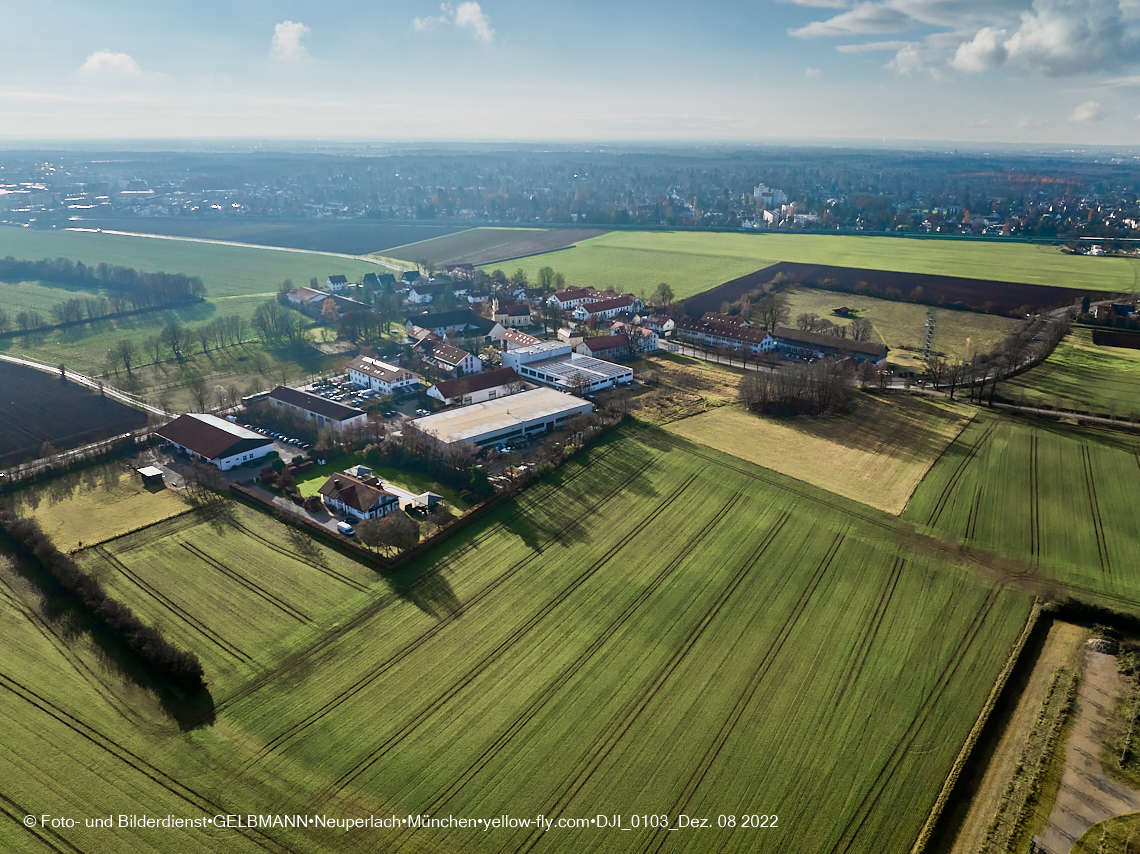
<box><xmin>267</xmin><ymin>386</ymin><xmax>367</xmax><ymax>432</ymax></box>
<box><xmin>412</xmin><ymin>387</ymin><xmax>593</xmax><ymax>448</ymax></box>
<box><xmin>501</xmin><ymin>341</ymin><xmax>632</xmax><ymax>394</ymax></box>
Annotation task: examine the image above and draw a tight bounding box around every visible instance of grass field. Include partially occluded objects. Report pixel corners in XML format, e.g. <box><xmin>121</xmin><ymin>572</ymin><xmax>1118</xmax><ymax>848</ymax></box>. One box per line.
<box><xmin>7</xmin><ymin>464</ymin><xmax>188</xmax><ymax>552</ymax></box>
<box><xmin>783</xmin><ymin>287</ymin><xmax>1019</xmax><ymax>368</ymax></box>
<box><xmin>904</xmin><ymin>412</ymin><xmax>1140</xmax><ymax>607</ymax></box>
<box><xmin>1000</xmin><ymin>328</ymin><xmax>1140</xmax><ymax>417</ymax></box>
<box><xmin>0</xmin><ymin>428</ymin><xmax>1032</xmax><ymax>854</ymax></box>
<box><xmin>664</xmin><ymin>394</ymin><xmax>973</xmax><ymax>515</ymax></box>
<box><xmin>492</xmin><ymin>232</ymin><xmax>1140</xmax><ymax>302</ymax></box>
<box><xmin>1071</xmin><ymin>813</ymin><xmax>1140</xmax><ymax>853</ymax></box>
<box><xmin>0</xmin><ymin>227</ymin><xmax>384</xmax><ymax>299</ymax></box>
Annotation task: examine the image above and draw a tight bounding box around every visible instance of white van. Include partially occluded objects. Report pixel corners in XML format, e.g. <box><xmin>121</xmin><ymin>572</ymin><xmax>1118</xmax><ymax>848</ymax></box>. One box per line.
<box><xmin>336</xmin><ymin>521</ymin><xmax>355</xmax><ymax>536</ymax></box>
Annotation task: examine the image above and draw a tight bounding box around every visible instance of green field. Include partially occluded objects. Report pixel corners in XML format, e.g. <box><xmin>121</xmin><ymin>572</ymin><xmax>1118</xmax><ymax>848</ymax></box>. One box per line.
<box><xmin>491</xmin><ymin>232</ymin><xmax>1140</xmax><ymax>302</ymax></box>
<box><xmin>0</xmin><ymin>429</ymin><xmax>1032</xmax><ymax>853</ymax></box>
<box><xmin>904</xmin><ymin>412</ymin><xmax>1140</xmax><ymax>607</ymax></box>
<box><xmin>0</xmin><ymin>227</ymin><xmax>385</xmax><ymax>299</ymax></box>
<box><xmin>999</xmin><ymin>328</ymin><xmax>1140</xmax><ymax>417</ymax></box>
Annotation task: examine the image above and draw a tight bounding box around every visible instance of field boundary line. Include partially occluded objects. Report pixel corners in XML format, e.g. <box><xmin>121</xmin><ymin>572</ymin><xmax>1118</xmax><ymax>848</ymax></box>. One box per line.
<box><xmin>95</xmin><ymin>546</ymin><xmax>255</xmax><ymax>665</ymax></box>
<box><xmin>402</xmin><ymin>493</ymin><xmax>755</xmax><ymax>836</ymax></box>
<box><xmin>909</xmin><ymin>600</ymin><xmax>1043</xmax><ymax>854</ymax></box>
<box><xmin>70</xmin><ymin>506</ymin><xmax>202</xmax><ymax>553</ymax></box>
<box><xmin>317</xmin><ymin>472</ymin><xmax>702</xmax><ymax>804</ymax></box>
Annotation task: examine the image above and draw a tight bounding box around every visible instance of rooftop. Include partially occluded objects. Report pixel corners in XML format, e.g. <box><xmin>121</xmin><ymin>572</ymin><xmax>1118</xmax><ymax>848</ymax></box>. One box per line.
<box><xmin>413</xmin><ymin>387</ymin><xmax>592</xmax><ymax>445</ymax></box>
<box><xmin>268</xmin><ymin>386</ymin><xmax>364</xmax><ymax>421</ymax></box>
<box><xmin>431</xmin><ymin>367</ymin><xmax>522</xmax><ymax>400</ymax></box>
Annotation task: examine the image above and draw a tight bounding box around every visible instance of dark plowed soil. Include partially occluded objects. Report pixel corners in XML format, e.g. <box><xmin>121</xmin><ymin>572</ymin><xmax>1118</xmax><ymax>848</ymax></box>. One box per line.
<box><xmin>1092</xmin><ymin>329</ymin><xmax>1140</xmax><ymax>350</ymax></box>
<box><xmin>683</xmin><ymin>261</ymin><xmax>1121</xmax><ymax>318</ymax></box>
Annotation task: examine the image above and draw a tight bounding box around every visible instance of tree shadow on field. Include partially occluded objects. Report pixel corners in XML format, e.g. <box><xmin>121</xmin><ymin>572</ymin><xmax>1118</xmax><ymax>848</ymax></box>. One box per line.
<box><xmin>0</xmin><ymin>538</ymin><xmax>216</xmax><ymax>731</ymax></box>
<box><xmin>384</xmin><ymin>562</ymin><xmax>462</xmax><ymax>621</ymax></box>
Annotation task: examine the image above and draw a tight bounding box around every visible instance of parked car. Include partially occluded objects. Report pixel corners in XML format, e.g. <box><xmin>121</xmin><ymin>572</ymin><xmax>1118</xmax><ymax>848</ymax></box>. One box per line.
<box><xmin>336</xmin><ymin>521</ymin><xmax>355</xmax><ymax>536</ymax></box>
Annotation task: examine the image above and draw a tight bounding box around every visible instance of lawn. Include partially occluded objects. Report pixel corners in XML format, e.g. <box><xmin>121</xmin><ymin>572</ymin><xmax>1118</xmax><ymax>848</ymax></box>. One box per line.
<box><xmin>664</xmin><ymin>393</ymin><xmax>974</xmax><ymax>514</ymax></box>
<box><xmin>999</xmin><ymin>328</ymin><xmax>1140</xmax><ymax>417</ymax></box>
<box><xmin>0</xmin><ymin>227</ymin><xmax>384</xmax><ymax>299</ymax></box>
<box><xmin>7</xmin><ymin>464</ymin><xmax>188</xmax><ymax>552</ymax></box>
<box><xmin>904</xmin><ymin>412</ymin><xmax>1140</xmax><ymax>606</ymax></box>
<box><xmin>0</xmin><ymin>428</ymin><xmax>1032</xmax><ymax>854</ymax></box>
<box><xmin>493</xmin><ymin>231</ymin><xmax>1140</xmax><ymax>303</ymax></box>
<box><xmin>782</xmin><ymin>286</ymin><xmax>1019</xmax><ymax>368</ymax></box>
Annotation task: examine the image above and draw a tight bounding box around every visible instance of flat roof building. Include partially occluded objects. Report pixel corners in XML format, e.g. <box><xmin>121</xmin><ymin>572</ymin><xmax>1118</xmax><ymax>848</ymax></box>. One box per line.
<box><xmin>502</xmin><ymin>341</ymin><xmax>632</xmax><ymax>393</ymax></box>
<box><xmin>412</xmin><ymin>387</ymin><xmax>593</xmax><ymax>448</ymax></box>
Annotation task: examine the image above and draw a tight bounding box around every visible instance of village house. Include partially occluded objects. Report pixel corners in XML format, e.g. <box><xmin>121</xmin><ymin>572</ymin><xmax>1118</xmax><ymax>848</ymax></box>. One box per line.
<box><xmin>575</xmin><ymin>334</ymin><xmax>630</xmax><ymax>361</ymax></box>
<box><xmin>427</xmin><ymin>367</ymin><xmax>526</xmax><ymax>405</ymax></box>
<box><xmin>412</xmin><ymin>330</ymin><xmax>482</xmax><ymax>377</ymax></box>
<box><xmin>318</xmin><ymin>471</ymin><xmax>400</xmax><ymax>521</ymax></box>
<box><xmin>405</xmin><ymin>308</ymin><xmax>498</xmax><ymax>342</ymax></box>
<box><xmin>639</xmin><ymin>314</ymin><xmax>675</xmax><ymax>336</ymax></box>
<box><xmin>326</xmin><ymin>274</ymin><xmax>349</xmax><ymax>292</ymax></box>
<box><xmin>675</xmin><ymin>318</ymin><xmax>776</xmax><ymax>355</ymax></box>
<box><xmin>572</xmin><ymin>295</ymin><xmax>643</xmax><ymax>323</ymax></box>
<box><xmin>495</xmin><ymin>328</ymin><xmax>543</xmax><ymax>350</ymax></box>
<box><xmin>547</xmin><ymin>287</ymin><xmax>597</xmax><ymax>311</ymax></box>
<box><xmin>347</xmin><ymin>356</ymin><xmax>421</xmax><ymax>396</ymax></box>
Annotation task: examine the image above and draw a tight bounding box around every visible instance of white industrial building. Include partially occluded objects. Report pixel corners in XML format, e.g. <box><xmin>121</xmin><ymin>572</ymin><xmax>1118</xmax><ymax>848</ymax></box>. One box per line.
<box><xmin>501</xmin><ymin>341</ymin><xmax>633</xmax><ymax>394</ymax></box>
<box><xmin>412</xmin><ymin>387</ymin><xmax>593</xmax><ymax>448</ymax></box>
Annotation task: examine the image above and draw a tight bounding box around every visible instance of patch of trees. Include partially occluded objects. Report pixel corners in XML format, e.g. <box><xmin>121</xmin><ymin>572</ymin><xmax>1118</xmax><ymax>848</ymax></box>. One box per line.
<box><xmin>361</xmin><ymin>427</ymin><xmax>493</xmax><ymax>502</ymax></box>
<box><xmin>0</xmin><ymin>255</ymin><xmax>206</xmax><ymax>314</ymax></box>
<box><xmin>738</xmin><ymin>361</ymin><xmax>855</xmax><ymax>417</ymax></box>
<box><xmin>0</xmin><ymin>511</ymin><xmax>206</xmax><ymax>691</ymax></box>
<box><xmin>252</xmin><ymin>299</ymin><xmax>310</xmax><ymax>347</ymax></box>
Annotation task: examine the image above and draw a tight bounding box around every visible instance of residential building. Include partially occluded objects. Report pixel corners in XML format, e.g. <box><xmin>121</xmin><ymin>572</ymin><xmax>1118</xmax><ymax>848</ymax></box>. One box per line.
<box><xmin>576</xmin><ymin>334</ymin><xmax>630</xmax><ymax>360</ymax></box>
<box><xmin>347</xmin><ymin>356</ymin><xmax>421</xmax><ymax>395</ymax></box>
<box><xmin>556</xmin><ymin>327</ymin><xmax>584</xmax><ymax>347</ymax></box>
<box><xmin>640</xmin><ymin>314</ymin><xmax>675</xmax><ymax>336</ymax></box>
<box><xmin>326</xmin><ymin>274</ymin><xmax>349</xmax><ymax>292</ymax></box>
<box><xmin>318</xmin><ymin>472</ymin><xmax>400</xmax><ymax>520</ymax></box>
<box><xmin>413</xmin><ymin>387</ymin><xmax>594</xmax><ymax>448</ymax></box>
<box><xmin>572</xmin><ymin>294</ymin><xmax>642</xmax><ymax>323</ymax></box>
<box><xmin>547</xmin><ymin>287</ymin><xmax>597</xmax><ymax>310</ymax></box>
<box><xmin>497</xmin><ymin>328</ymin><xmax>543</xmax><ymax>350</ymax></box>
<box><xmin>606</xmin><ymin>323</ymin><xmax>661</xmax><ymax>354</ymax></box>
<box><xmin>413</xmin><ymin>332</ymin><xmax>482</xmax><ymax>377</ymax></box>
<box><xmin>157</xmin><ymin>413</ymin><xmax>275</xmax><ymax>471</ymax></box>
<box><xmin>675</xmin><ymin>318</ymin><xmax>776</xmax><ymax>355</ymax></box>
<box><xmin>427</xmin><ymin>367</ymin><xmax>525</xmax><ymax>405</ymax></box>
<box><xmin>267</xmin><ymin>386</ymin><xmax>367</xmax><ymax>432</ymax></box>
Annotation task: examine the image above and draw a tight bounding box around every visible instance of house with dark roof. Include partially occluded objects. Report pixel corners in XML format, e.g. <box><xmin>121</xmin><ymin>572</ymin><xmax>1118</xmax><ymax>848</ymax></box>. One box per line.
<box><xmin>404</xmin><ymin>308</ymin><xmax>497</xmax><ymax>341</ymax></box>
<box><xmin>575</xmin><ymin>334</ymin><xmax>631</xmax><ymax>361</ymax></box>
<box><xmin>675</xmin><ymin>318</ymin><xmax>775</xmax><ymax>355</ymax></box>
<box><xmin>412</xmin><ymin>332</ymin><xmax>482</xmax><ymax>377</ymax></box>
<box><xmin>326</xmin><ymin>274</ymin><xmax>349</xmax><ymax>292</ymax></box>
<box><xmin>771</xmin><ymin>327</ymin><xmax>889</xmax><ymax>363</ymax></box>
<box><xmin>427</xmin><ymin>367</ymin><xmax>526</xmax><ymax>405</ymax></box>
<box><xmin>267</xmin><ymin>386</ymin><xmax>367</xmax><ymax>432</ymax></box>
<box><xmin>492</xmin><ymin>299</ymin><xmax>532</xmax><ymax>328</ymax></box>
<box><xmin>318</xmin><ymin>472</ymin><xmax>400</xmax><ymax>521</ymax></box>
<box><xmin>156</xmin><ymin>413</ymin><xmax>275</xmax><ymax>470</ymax></box>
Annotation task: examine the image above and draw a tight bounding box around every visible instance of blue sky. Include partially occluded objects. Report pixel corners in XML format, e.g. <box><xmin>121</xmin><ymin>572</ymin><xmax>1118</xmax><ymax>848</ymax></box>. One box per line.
<box><xmin>2</xmin><ymin>0</ymin><xmax>1139</xmax><ymax>144</ymax></box>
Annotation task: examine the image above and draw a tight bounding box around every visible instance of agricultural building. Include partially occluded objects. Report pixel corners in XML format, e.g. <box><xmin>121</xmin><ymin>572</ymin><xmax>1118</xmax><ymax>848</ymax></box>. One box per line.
<box><xmin>318</xmin><ymin>472</ymin><xmax>400</xmax><ymax>520</ymax></box>
<box><xmin>326</xmin><ymin>275</ymin><xmax>349</xmax><ymax>292</ymax></box>
<box><xmin>136</xmin><ymin>466</ymin><xmax>164</xmax><ymax>487</ymax></box>
<box><xmin>771</xmin><ymin>327</ymin><xmax>889</xmax><ymax>363</ymax></box>
<box><xmin>347</xmin><ymin>356</ymin><xmax>421</xmax><ymax>396</ymax></box>
<box><xmin>427</xmin><ymin>367</ymin><xmax>525</xmax><ymax>405</ymax></box>
<box><xmin>675</xmin><ymin>318</ymin><xmax>776</xmax><ymax>355</ymax></box>
<box><xmin>267</xmin><ymin>386</ymin><xmax>367</xmax><ymax>432</ymax></box>
<box><xmin>413</xmin><ymin>387</ymin><xmax>593</xmax><ymax>448</ymax></box>
<box><xmin>156</xmin><ymin>413</ymin><xmax>275</xmax><ymax>471</ymax></box>
<box><xmin>285</xmin><ymin>287</ymin><xmax>326</xmax><ymax>307</ymax></box>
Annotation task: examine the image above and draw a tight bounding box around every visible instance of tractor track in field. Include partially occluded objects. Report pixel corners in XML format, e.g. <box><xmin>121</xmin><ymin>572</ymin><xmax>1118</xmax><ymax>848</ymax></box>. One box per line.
<box><xmin>228</xmin><ymin>520</ymin><xmax>370</xmax><ymax>592</ymax></box>
<box><xmin>509</xmin><ymin>512</ymin><xmax>801</xmax><ymax>854</ymax></box>
<box><xmin>94</xmin><ymin>546</ymin><xmax>255</xmax><ymax>665</ymax></box>
<box><xmin>1080</xmin><ymin>445</ymin><xmax>1111</xmax><ymax>577</ymax></box>
<box><xmin>825</xmin><ymin>584</ymin><xmax>1004</xmax><ymax>854</ymax></box>
<box><xmin>0</xmin><ymin>570</ymin><xmax>145</xmax><ymax>725</ymax></box>
<box><xmin>0</xmin><ymin>790</ymin><xmax>84</xmax><ymax>854</ymax></box>
<box><xmin>317</xmin><ymin>473</ymin><xmax>702</xmax><ymax>805</ymax></box>
<box><xmin>1030</xmin><ymin>433</ymin><xmax>1041</xmax><ymax>563</ymax></box>
<box><xmin>964</xmin><ymin>487</ymin><xmax>983</xmax><ymax>542</ymax></box>
<box><xmin>637</xmin><ymin>530</ymin><xmax>845</xmax><ymax>854</ymax></box>
<box><xmin>400</xmin><ymin>493</ymin><xmax>757</xmax><ymax>835</ymax></box>
<box><xmin>212</xmin><ymin>452</ymin><xmax>654</xmax><ymax>720</ymax></box>
<box><xmin>241</xmin><ymin>457</ymin><xmax>664</xmax><ymax>764</ymax></box>
<box><xmin>925</xmin><ymin>422</ymin><xmax>996</xmax><ymax>528</ymax></box>
<box><xmin>179</xmin><ymin>541</ymin><xmax>311</xmax><ymax>624</ymax></box>
<box><xmin>0</xmin><ymin>670</ymin><xmax>299</xmax><ymax>854</ymax></box>
<box><xmin>832</xmin><ymin>554</ymin><xmax>906</xmax><ymax>712</ymax></box>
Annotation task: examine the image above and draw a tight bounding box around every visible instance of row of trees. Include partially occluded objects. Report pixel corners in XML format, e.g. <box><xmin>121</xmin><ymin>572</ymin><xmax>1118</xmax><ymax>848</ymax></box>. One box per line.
<box><xmin>795</xmin><ymin>311</ymin><xmax>875</xmax><ymax>341</ymax></box>
<box><xmin>105</xmin><ymin>316</ymin><xmax>251</xmax><ymax>376</ymax></box>
<box><xmin>0</xmin><ymin>256</ymin><xmax>206</xmax><ymax>311</ymax></box>
<box><xmin>0</xmin><ymin>512</ymin><xmax>206</xmax><ymax>691</ymax></box>
<box><xmin>738</xmin><ymin>361</ymin><xmax>856</xmax><ymax>416</ymax></box>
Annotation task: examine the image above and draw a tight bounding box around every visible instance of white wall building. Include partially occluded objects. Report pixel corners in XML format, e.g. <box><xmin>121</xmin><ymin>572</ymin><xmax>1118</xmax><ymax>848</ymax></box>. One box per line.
<box><xmin>347</xmin><ymin>356</ymin><xmax>421</xmax><ymax>396</ymax></box>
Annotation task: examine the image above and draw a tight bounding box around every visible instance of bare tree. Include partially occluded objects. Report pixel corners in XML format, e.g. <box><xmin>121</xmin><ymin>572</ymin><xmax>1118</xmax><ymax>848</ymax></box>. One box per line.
<box><xmin>190</xmin><ymin>378</ymin><xmax>208</xmax><ymax>411</ymax></box>
<box><xmin>755</xmin><ymin>294</ymin><xmax>791</xmax><ymax>331</ymax></box>
<box><xmin>849</xmin><ymin>317</ymin><xmax>874</xmax><ymax>341</ymax></box>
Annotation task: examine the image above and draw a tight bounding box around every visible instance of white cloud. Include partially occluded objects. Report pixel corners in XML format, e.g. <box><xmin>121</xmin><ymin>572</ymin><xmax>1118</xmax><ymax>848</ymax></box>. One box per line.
<box><xmin>272</xmin><ymin>21</ymin><xmax>310</xmax><ymax>62</ymax></box>
<box><xmin>1004</xmin><ymin>0</ymin><xmax>1134</xmax><ymax>76</ymax></box>
<box><xmin>1070</xmin><ymin>100</ymin><xmax>1104</xmax><ymax>121</ymax></box>
<box><xmin>887</xmin><ymin>43</ymin><xmax>927</xmax><ymax>73</ymax></box>
<box><xmin>79</xmin><ymin>50</ymin><xmax>142</xmax><ymax>76</ymax></box>
<box><xmin>805</xmin><ymin>67</ymin><xmax>822</xmax><ymax>76</ymax></box>
<box><xmin>783</xmin><ymin>0</ymin><xmax>849</xmax><ymax>7</ymax></box>
<box><xmin>414</xmin><ymin>2</ymin><xmax>495</xmax><ymax>41</ymax></box>
<box><xmin>836</xmin><ymin>39</ymin><xmax>912</xmax><ymax>52</ymax></box>
<box><xmin>791</xmin><ymin>3</ymin><xmax>912</xmax><ymax>36</ymax></box>
<box><xmin>455</xmin><ymin>2</ymin><xmax>495</xmax><ymax>41</ymax></box>
<box><xmin>1102</xmin><ymin>74</ymin><xmax>1140</xmax><ymax>86</ymax></box>
<box><xmin>951</xmin><ymin>27</ymin><xmax>1008</xmax><ymax>72</ymax></box>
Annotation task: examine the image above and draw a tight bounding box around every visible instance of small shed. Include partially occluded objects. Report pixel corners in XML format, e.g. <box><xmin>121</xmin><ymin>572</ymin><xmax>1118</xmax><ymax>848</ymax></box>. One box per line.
<box><xmin>415</xmin><ymin>491</ymin><xmax>444</xmax><ymax>510</ymax></box>
<box><xmin>137</xmin><ymin>466</ymin><xmax>165</xmax><ymax>487</ymax></box>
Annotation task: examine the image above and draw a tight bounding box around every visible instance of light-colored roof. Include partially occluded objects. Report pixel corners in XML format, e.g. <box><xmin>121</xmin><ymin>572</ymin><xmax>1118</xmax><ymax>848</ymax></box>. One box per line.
<box><xmin>528</xmin><ymin>353</ymin><xmax>632</xmax><ymax>384</ymax></box>
<box><xmin>348</xmin><ymin>356</ymin><xmax>418</xmax><ymax>384</ymax></box>
<box><xmin>509</xmin><ymin>340</ymin><xmax>572</xmax><ymax>358</ymax></box>
<box><xmin>413</xmin><ymin>387</ymin><xmax>592</xmax><ymax>445</ymax></box>
<box><xmin>499</xmin><ymin>329</ymin><xmax>542</xmax><ymax>347</ymax></box>
<box><xmin>137</xmin><ymin>466</ymin><xmax>164</xmax><ymax>478</ymax></box>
